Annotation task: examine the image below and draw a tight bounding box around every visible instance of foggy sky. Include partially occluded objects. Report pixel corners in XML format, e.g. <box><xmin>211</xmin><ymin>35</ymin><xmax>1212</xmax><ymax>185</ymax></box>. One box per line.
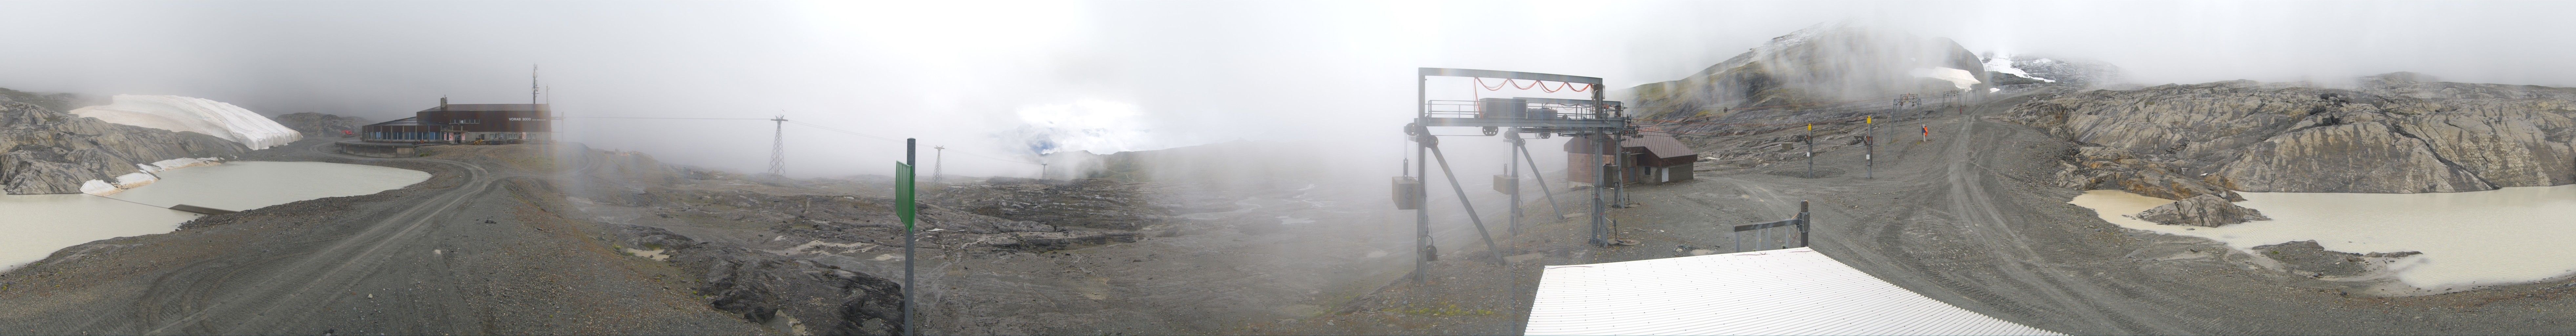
<box><xmin>3</xmin><ymin>1</ymin><xmax>2572</xmax><ymax>178</ymax></box>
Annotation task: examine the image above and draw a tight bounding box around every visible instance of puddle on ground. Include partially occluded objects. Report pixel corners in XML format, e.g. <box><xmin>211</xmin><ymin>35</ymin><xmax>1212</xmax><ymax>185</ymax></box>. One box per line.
<box><xmin>1</xmin><ymin>161</ymin><xmax>429</xmax><ymax>272</ymax></box>
<box><xmin>2071</xmin><ymin>186</ymin><xmax>2576</xmax><ymax>292</ymax></box>
<box><xmin>624</xmin><ymin>248</ymin><xmax>670</xmax><ymax>261</ymax></box>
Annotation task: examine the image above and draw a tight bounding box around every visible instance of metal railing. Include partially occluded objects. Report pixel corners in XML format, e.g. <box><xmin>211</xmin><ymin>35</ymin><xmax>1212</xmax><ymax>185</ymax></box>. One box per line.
<box><xmin>1423</xmin><ymin>100</ymin><xmax>1622</xmax><ymax>120</ymax></box>
<box><xmin>1733</xmin><ymin>200</ymin><xmax>1811</xmax><ymax>253</ymax></box>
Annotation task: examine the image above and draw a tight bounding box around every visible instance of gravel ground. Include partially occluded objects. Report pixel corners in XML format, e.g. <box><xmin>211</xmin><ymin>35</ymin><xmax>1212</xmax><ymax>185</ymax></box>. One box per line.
<box><xmin>1283</xmin><ymin>95</ymin><xmax>2576</xmax><ymax>334</ymax></box>
<box><xmin>10</xmin><ymin>96</ymin><xmax>2576</xmax><ymax>335</ymax></box>
<box><xmin>0</xmin><ymin>139</ymin><xmax>769</xmax><ymax>335</ymax></box>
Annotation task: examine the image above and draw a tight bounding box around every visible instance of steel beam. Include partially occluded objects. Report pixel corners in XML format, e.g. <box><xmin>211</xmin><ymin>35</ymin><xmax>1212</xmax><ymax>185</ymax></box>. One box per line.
<box><xmin>1414</xmin><ymin>116</ymin><xmax>1626</xmax><ymax>129</ymax></box>
<box><xmin>1418</xmin><ymin>68</ymin><xmax>1603</xmax><ymax>85</ymax></box>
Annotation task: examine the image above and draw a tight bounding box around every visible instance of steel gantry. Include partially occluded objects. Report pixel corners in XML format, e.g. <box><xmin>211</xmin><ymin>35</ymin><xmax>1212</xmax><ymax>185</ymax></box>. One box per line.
<box><xmin>1401</xmin><ymin>68</ymin><xmax>1636</xmax><ymax>283</ymax></box>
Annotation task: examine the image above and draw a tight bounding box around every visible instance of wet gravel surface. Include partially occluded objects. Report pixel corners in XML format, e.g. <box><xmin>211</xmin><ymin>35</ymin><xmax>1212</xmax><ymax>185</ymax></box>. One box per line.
<box><xmin>0</xmin><ymin>140</ymin><xmax>767</xmax><ymax>335</ymax></box>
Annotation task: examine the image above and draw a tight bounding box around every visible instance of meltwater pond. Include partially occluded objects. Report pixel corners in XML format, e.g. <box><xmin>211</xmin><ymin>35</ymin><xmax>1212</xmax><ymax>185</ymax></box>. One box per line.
<box><xmin>2072</xmin><ymin>186</ymin><xmax>2576</xmax><ymax>293</ymax></box>
<box><xmin>105</xmin><ymin>161</ymin><xmax>428</xmax><ymax>211</ymax></box>
<box><xmin>0</xmin><ymin>161</ymin><xmax>427</xmax><ymax>271</ymax></box>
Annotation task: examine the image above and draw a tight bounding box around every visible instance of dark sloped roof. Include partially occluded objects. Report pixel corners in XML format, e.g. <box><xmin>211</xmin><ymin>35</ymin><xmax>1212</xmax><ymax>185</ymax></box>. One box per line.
<box><xmin>1564</xmin><ymin>134</ymin><xmax>1699</xmax><ymax>158</ymax></box>
<box><xmin>418</xmin><ymin>103</ymin><xmax>548</xmax><ymax>113</ymax></box>
<box><xmin>1629</xmin><ymin>134</ymin><xmax>1697</xmax><ymax>158</ymax></box>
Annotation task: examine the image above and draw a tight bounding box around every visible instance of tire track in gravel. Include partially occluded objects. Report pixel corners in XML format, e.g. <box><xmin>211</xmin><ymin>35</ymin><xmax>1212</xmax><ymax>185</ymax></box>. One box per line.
<box><xmin>137</xmin><ymin>152</ymin><xmax>497</xmax><ymax>334</ymax></box>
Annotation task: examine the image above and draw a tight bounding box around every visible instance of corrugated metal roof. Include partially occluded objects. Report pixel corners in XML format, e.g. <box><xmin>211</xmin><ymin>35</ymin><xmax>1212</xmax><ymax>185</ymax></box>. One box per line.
<box><xmin>1525</xmin><ymin>247</ymin><xmax>2059</xmax><ymax>336</ymax></box>
<box><xmin>1564</xmin><ymin>134</ymin><xmax>1699</xmax><ymax>158</ymax></box>
<box><xmin>1629</xmin><ymin>134</ymin><xmax>1696</xmax><ymax>158</ymax></box>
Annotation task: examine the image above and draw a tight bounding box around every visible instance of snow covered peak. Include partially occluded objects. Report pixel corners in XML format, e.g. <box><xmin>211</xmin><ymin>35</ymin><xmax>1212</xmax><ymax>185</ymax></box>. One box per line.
<box><xmin>1981</xmin><ymin>52</ymin><xmax>2054</xmax><ymax>83</ymax></box>
<box><xmin>70</xmin><ymin>95</ymin><xmax>301</xmax><ymax>150</ymax></box>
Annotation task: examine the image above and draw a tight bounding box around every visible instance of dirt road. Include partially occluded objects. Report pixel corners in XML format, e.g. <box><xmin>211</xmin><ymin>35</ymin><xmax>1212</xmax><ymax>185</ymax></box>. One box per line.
<box><xmin>0</xmin><ymin>140</ymin><xmax>766</xmax><ymax>335</ymax></box>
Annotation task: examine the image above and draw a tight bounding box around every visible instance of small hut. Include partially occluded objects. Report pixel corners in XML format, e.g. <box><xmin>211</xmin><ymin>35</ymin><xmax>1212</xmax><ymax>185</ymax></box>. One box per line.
<box><xmin>1564</xmin><ymin>133</ymin><xmax>1699</xmax><ymax>185</ymax></box>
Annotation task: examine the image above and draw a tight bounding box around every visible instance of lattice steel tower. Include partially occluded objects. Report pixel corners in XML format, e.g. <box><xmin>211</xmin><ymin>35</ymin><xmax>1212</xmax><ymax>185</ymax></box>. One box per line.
<box><xmin>767</xmin><ymin>115</ymin><xmax>787</xmax><ymax>176</ymax></box>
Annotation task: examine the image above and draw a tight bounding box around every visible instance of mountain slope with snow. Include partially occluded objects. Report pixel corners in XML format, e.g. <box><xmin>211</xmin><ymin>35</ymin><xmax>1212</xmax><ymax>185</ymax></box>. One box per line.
<box><xmin>71</xmin><ymin>95</ymin><xmax>300</xmax><ymax>150</ymax></box>
<box><xmin>1627</xmin><ymin>23</ymin><xmax>1987</xmax><ymax>117</ymax></box>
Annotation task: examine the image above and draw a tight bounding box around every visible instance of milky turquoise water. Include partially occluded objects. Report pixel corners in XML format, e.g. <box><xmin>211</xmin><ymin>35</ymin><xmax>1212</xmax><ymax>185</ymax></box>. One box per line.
<box><xmin>2071</xmin><ymin>186</ymin><xmax>2576</xmax><ymax>292</ymax></box>
<box><xmin>1</xmin><ymin>161</ymin><xmax>427</xmax><ymax>272</ymax></box>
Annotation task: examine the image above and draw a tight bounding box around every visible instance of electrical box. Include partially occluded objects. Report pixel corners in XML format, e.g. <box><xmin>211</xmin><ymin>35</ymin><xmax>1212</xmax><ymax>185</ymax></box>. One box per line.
<box><xmin>1492</xmin><ymin>174</ymin><xmax>1518</xmax><ymax>195</ymax></box>
<box><xmin>1478</xmin><ymin>98</ymin><xmax>1528</xmax><ymax>119</ymax></box>
<box><xmin>1391</xmin><ymin>176</ymin><xmax>1423</xmax><ymax>210</ymax></box>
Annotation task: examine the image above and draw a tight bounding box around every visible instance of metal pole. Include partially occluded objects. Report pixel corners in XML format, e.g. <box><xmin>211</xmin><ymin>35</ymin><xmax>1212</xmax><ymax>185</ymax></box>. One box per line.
<box><xmin>933</xmin><ymin>146</ymin><xmax>945</xmax><ymax>184</ymax></box>
<box><xmin>1591</xmin><ymin>131</ymin><xmax>1608</xmax><ymax>246</ymax></box>
<box><xmin>1414</xmin><ymin>76</ymin><xmax>1432</xmax><ymax>284</ymax></box>
<box><xmin>1517</xmin><ymin>141</ymin><xmax>1566</xmax><ymax>221</ymax></box>
<box><xmin>903</xmin><ymin>138</ymin><xmax>916</xmax><ymax>336</ymax></box>
<box><xmin>1507</xmin><ymin>136</ymin><xmax>1523</xmax><ymax>234</ymax></box>
<box><xmin>1866</xmin><ymin>117</ymin><xmax>1874</xmax><ymax>179</ymax></box>
<box><xmin>1797</xmin><ymin>200</ymin><xmax>1811</xmax><ymax>248</ymax></box>
<box><xmin>1805</xmin><ymin>124</ymin><xmax>1814</xmax><ymax>178</ymax></box>
<box><xmin>1428</xmin><ymin>144</ymin><xmax>1512</xmax><ymax>266</ymax></box>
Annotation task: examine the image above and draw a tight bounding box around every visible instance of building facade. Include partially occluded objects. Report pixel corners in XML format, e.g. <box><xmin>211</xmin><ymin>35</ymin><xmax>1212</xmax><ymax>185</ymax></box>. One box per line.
<box><xmin>361</xmin><ymin>98</ymin><xmax>552</xmax><ymax>143</ymax></box>
<box><xmin>1565</xmin><ymin>133</ymin><xmax>1698</xmax><ymax>185</ymax></box>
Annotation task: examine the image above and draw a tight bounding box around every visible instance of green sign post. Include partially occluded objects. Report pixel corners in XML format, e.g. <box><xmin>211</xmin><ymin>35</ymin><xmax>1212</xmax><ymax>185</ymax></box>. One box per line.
<box><xmin>897</xmin><ymin>138</ymin><xmax>917</xmax><ymax>336</ymax></box>
<box><xmin>896</xmin><ymin>162</ymin><xmax>914</xmax><ymax>226</ymax></box>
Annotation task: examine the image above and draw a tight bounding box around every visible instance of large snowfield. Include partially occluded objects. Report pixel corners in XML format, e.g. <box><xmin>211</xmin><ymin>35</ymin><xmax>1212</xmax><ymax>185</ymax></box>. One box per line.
<box><xmin>71</xmin><ymin>94</ymin><xmax>301</xmax><ymax>150</ymax></box>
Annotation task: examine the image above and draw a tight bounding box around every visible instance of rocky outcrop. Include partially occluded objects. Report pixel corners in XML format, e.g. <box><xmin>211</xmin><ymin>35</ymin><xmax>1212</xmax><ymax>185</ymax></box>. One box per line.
<box><xmin>271</xmin><ymin>112</ymin><xmax>372</xmax><ymax>137</ymax></box>
<box><xmin>614</xmin><ymin>224</ymin><xmax>905</xmax><ymax>335</ymax></box>
<box><xmin>2009</xmin><ymin>73</ymin><xmax>2576</xmax><ymax>194</ymax></box>
<box><xmin>1628</xmin><ymin>23</ymin><xmax>1987</xmax><ymax>118</ymax></box>
<box><xmin>2054</xmin><ymin>146</ymin><xmax>2242</xmax><ymax>201</ymax></box>
<box><xmin>928</xmin><ymin>178</ymin><xmax>1173</xmax><ymax>230</ymax></box>
<box><xmin>2251</xmin><ymin>241</ymin><xmax>2369</xmax><ymax>278</ymax></box>
<box><xmin>2135</xmin><ymin>195</ymin><xmax>2269</xmax><ymax>227</ymax></box>
<box><xmin>618</xmin><ymin>186</ymin><xmax>1059</xmax><ymax>234</ymax></box>
<box><xmin>0</xmin><ymin>95</ymin><xmax>248</xmax><ymax>194</ymax></box>
<box><xmin>0</xmin><ymin>88</ymin><xmax>87</xmax><ymax>114</ymax></box>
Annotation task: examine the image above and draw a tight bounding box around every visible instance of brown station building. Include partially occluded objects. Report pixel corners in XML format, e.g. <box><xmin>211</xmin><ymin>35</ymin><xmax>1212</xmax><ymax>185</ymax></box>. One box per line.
<box><xmin>1565</xmin><ymin>133</ymin><xmax>1699</xmax><ymax>185</ymax></box>
<box><xmin>360</xmin><ymin>98</ymin><xmax>553</xmax><ymax>143</ymax></box>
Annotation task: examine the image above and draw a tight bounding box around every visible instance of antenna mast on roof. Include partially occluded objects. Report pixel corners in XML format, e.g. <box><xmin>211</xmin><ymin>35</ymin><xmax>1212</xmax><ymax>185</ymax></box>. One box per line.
<box><xmin>531</xmin><ymin>64</ymin><xmax>542</xmax><ymax>112</ymax></box>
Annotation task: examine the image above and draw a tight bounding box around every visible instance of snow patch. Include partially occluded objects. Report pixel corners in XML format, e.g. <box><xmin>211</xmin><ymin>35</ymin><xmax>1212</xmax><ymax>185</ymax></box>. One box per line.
<box><xmin>1981</xmin><ymin>52</ymin><xmax>2055</xmax><ymax>83</ymax></box>
<box><xmin>1909</xmin><ymin>67</ymin><xmax>1981</xmax><ymax>90</ymax></box>
<box><xmin>70</xmin><ymin>95</ymin><xmax>301</xmax><ymax>150</ymax></box>
<box><xmin>141</xmin><ymin>157</ymin><xmax>224</xmax><ymax>173</ymax></box>
<box><xmin>112</xmin><ymin>172</ymin><xmax>158</xmax><ymax>189</ymax></box>
<box><xmin>80</xmin><ymin>180</ymin><xmax>120</xmax><ymax>196</ymax></box>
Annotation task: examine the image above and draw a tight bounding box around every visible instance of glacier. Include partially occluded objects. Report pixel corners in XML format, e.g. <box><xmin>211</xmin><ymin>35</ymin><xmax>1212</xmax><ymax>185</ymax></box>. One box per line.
<box><xmin>70</xmin><ymin>95</ymin><xmax>301</xmax><ymax>150</ymax></box>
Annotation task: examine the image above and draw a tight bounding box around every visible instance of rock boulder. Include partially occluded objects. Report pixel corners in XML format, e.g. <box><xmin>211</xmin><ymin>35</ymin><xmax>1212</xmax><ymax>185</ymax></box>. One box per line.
<box><xmin>2135</xmin><ymin>195</ymin><xmax>2270</xmax><ymax>227</ymax></box>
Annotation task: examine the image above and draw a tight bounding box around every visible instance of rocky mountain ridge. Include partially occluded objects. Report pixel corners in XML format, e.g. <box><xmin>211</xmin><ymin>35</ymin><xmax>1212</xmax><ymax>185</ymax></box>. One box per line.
<box><xmin>272</xmin><ymin>112</ymin><xmax>372</xmax><ymax>137</ymax></box>
<box><xmin>2010</xmin><ymin>72</ymin><xmax>2576</xmax><ymax>195</ymax></box>
<box><xmin>1628</xmin><ymin>23</ymin><xmax>1987</xmax><ymax>119</ymax></box>
<box><xmin>0</xmin><ymin>90</ymin><xmax>248</xmax><ymax>194</ymax></box>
